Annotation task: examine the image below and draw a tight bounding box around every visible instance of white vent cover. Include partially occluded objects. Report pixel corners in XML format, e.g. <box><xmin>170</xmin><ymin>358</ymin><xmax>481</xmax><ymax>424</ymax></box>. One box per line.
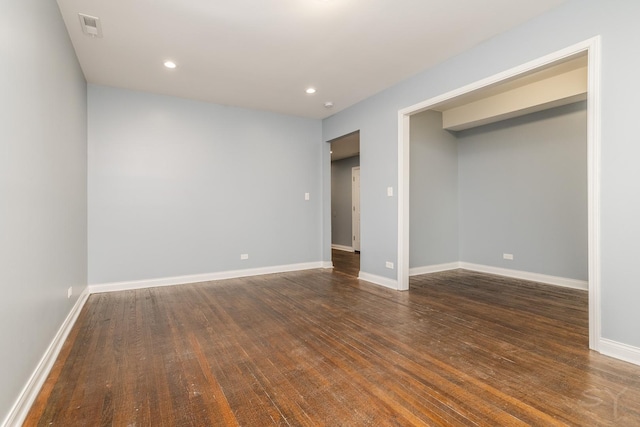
<box><xmin>78</xmin><ymin>13</ymin><xmax>103</xmax><ymax>38</ymax></box>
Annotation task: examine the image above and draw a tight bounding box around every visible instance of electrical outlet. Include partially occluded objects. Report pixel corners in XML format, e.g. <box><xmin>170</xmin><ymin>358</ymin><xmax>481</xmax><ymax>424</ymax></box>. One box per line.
<box><xmin>304</xmin><ymin>192</ymin><xmax>310</xmax><ymax>201</ymax></box>
<box><xmin>241</xmin><ymin>254</ymin><xmax>249</xmax><ymax>260</ymax></box>
<box><xmin>385</xmin><ymin>261</ymin><xmax>394</xmax><ymax>269</ymax></box>
<box><xmin>503</xmin><ymin>253</ymin><xmax>514</xmax><ymax>260</ymax></box>
<box><xmin>387</xmin><ymin>187</ymin><xmax>393</xmax><ymax>197</ymax></box>
<box><xmin>67</xmin><ymin>287</ymin><xmax>73</xmax><ymax>299</ymax></box>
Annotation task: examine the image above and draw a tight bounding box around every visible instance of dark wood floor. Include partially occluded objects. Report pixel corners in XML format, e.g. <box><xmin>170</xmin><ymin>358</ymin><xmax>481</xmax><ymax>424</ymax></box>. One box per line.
<box><xmin>331</xmin><ymin>248</ymin><xmax>360</xmax><ymax>278</ymax></box>
<box><xmin>25</xmin><ymin>269</ymin><xmax>640</xmax><ymax>426</ymax></box>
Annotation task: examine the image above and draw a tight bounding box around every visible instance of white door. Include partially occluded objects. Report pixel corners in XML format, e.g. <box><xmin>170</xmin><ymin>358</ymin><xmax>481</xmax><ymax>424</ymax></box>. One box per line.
<box><xmin>352</xmin><ymin>167</ymin><xmax>361</xmax><ymax>251</ymax></box>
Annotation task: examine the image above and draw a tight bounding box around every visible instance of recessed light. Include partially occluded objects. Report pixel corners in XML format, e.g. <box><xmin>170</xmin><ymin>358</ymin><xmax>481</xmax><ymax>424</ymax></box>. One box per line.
<box><xmin>164</xmin><ymin>60</ymin><xmax>177</xmax><ymax>69</ymax></box>
<box><xmin>305</xmin><ymin>87</ymin><xmax>316</xmax><ymax>94</ymax></box>
<box><xmin>324</xmin><ymin>101</ymin><xmax>334</xmax><ymax>108</ymax></box>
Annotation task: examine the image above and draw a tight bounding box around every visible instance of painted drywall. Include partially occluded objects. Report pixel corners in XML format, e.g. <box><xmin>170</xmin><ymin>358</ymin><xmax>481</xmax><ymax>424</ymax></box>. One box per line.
<box><xmin>458</xmin><ymin>102</ymin><xmax>587</xmax><ymax>280</ymax></box>
<box><xmin>0</xmin><ymin>0</ymin><xmax>87</xmax><ymax>423</ymax></box>
<box><xmin>331</xmin><ymin>156</ymin><xmax>360</xmax><ymax>248</ymax></box>
<box><xmin>323</xmin><ymin>0</ymin><xmax>640</xmax><ymax>347</ymax></box>
<box><xmin>409</xmin><ymin>104</ymin><xmax>586</xmax><ymax>278</ymax></box>
<box><xmin>323</xmin><ymin>113</ymin><xmax>399</xmax><ymax>279</ymax></box>
<box><xmin>88</xmin><ymin>85</ymin><xmax>323</xmax><ymax>284</ymax></box>
<box><xmin>410</xmin><ymin>111</ymin><xmax>459</xmax><ymax>267</ymax></box>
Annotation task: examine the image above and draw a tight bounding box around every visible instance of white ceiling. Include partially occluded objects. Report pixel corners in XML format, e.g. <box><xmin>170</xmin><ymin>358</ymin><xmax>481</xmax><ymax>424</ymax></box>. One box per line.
<box><xmin>55</xmin><ymin>0</ymin><xmax>567</xmax><ymax>119</ymax></box>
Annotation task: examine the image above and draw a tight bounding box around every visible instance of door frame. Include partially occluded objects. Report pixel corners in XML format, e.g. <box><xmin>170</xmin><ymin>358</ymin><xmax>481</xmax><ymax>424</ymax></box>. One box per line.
<box><xmin>351</xmin><ymin>166</ymin><xmax>361</xmax><ymax>251</ymax></box>
<box><xmin>396</xmin><ymin>36</ymin><xmax>601</xmax><ymax>350</ymax></box>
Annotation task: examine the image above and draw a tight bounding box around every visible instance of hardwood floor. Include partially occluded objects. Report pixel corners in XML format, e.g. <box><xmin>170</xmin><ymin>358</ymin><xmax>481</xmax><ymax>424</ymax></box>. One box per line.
<box><xmin>331</xmin><ymin>248</ymin><xmax>360</xmax><ymax>277</ymax></box>
<box><xmin>25</xmin><ymin>269</ymin><xmax>640</xmax><ymax>426</ymax></box>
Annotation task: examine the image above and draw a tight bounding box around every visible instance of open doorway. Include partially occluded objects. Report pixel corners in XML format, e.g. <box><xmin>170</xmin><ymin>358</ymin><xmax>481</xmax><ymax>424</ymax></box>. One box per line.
<box><xmin>398</xmin><ymin>37</ymin><xmax>601</xmax><ymax>350</ymax></box>
<box><xmin>329</xmin><ymin>131</ymin><xmax>360</xmax><ymax>277</ymax></box>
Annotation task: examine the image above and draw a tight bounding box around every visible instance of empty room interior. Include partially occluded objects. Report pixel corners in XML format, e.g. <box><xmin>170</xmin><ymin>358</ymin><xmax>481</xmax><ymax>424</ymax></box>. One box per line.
<box><xmin>4</xmin><ymin>0</ymin><xmax>640</xmax><ymax>425</ymax></box>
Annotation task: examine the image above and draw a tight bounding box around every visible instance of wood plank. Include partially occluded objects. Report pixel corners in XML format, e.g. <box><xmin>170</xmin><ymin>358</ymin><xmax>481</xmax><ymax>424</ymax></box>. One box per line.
<box><xmin>331</xmin><ymin>248</ymin><xmax>360</xmax><ymax>278</ymax></box>
<box><xmin>24</xmin><ymin>268</ymin><xmax>640</xmax><ymax>426</ymax></box>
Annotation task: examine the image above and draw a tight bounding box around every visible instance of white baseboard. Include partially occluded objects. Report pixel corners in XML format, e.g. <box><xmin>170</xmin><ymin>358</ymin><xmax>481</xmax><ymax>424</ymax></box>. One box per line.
<box><xmin>370</xmin><ymin>261</ymin><xmax>586</xmax><ymax>291</ymax></box>
<box><xmin>3</xmin><ymin>288</ymin><xmax>90</xmax><ymax>427</ymax></box>
<box><xmin>88</xmin><ymin>261</ymin><xmax>327</xmax><ymax>293</ymax></box>
<box><xmin>358</xmin><ymin>272</ymin><xmax>399</xmax><ymax>290</ymax></box>
<box><xmin>323</xmin><ymin>261</ymin><xmax>334</xmax><ymax>269</ymax></box>
<box><xmin>599</xmin><ymin>338</ymin><xmax>640</xmax><ymax>367</ymax></box>
<box><xmin>331</xmin><ymin>244</ymin><xmax>354</xmax><ymax>252</ymax></box>
<box><xmin>409</xmin><ymin>262</ymin><xmax>460</xmax><ymax>276</ymax></box>
<box><xmin>459</xmin><ymin>262</ymin><xmax>588</xmax><ymax>291</ymax></box>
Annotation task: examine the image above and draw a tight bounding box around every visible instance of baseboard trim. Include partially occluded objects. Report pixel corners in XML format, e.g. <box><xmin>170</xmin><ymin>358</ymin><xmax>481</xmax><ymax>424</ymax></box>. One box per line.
<box><xmin>3</xmin><ymin>288</ymin><xmax>90</xmax><ymax>427</ymax></box>
<box><xmin>331</xmin><ymin>244</ymin><xmax>354</xmax><ymax>252</ymax></box>
<box><xmin>599</xmin><ymin>338</ymin><xmax>640</xmax><ymax>367</ymax></box>
<box><xmin>323</xmin><ymin>261</ymin><xmax>334</xmax><ymax>269</ymax></box>
<box><xmin>409</xmin><ymin>262</ymin><xmax>460</xmax><ymax>276</ymax></box>
<box><xmin>459</xmin><ymin>262</ymin><xmax>588</xmax><ymax>291</ymax></box>
<box><xmin>88</xmin><ymin>262</ymin><xmax>327</xmax><ymax>294</ymax></box>
<box><xmin>358</xmin><ymin>272</ymin><xmax>399</xmax><ymax>290</ymax></box>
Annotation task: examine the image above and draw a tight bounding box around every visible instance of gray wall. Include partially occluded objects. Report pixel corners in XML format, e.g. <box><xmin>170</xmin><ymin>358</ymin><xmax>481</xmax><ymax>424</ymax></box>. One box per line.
<box><xmin>0</xmin><ymin>0</ymin><xmax>87</xmax><ymax>423</ymax></box>
<box><xmin>458</xmin><ymin>102</ymin><xmax>587</xmax><ymax>280</ymax></box>
<box><xmin>88</xmin><ymin>85</ymin><xmax>323</xmax><ymax>284</ymax></box>
<box><xmin>323</xmin><ymin>0</ymin><xmax>640</xmax><ymax>347</ymax></box>
<box><xmin>410</xmin><ymin>111</ymin><xmax>459</xmax><ymax>267</ymax></box>
<box><xmin>331</xmin><ymin>156</ymin><xmax>360</xmax><ymax>248</ymax></box>
<box><xmin>409</xmin><ymin>104</ymin><xmax>586</xmax><ymax>279</ymax></box>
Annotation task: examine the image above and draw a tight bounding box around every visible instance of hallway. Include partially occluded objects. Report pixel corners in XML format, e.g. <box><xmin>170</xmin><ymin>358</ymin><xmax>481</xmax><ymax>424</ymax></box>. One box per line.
<box><xmin>331</xmin><ymin>249</ymin><xmax>359</xmax><ymax>278</ymax></box>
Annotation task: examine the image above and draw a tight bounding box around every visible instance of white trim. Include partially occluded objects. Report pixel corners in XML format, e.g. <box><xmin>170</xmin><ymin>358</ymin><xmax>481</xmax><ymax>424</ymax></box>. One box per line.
<box><xmin>88</xmin><ymin>262</ymin><xmax>326</xmax><ymax>293</ymax></box>
<box><xmin>599</xmin><ymin>339</ymin><xmax>640</xmax><ymax>367</ymax></box>
<box><xmin>331</xmin><ymin>244</ymin><xmax>354</xmax><ymax>252</ymax></box>
<box><xmin>358</xmin><ymin>272</ymin><xmax>399</xmax><ymax>290</ymax></box>
<box><xmin>351</xmin><ymin>166</ymin><xmax>361</xmax><ymax>252</ymax></box>
<box><xmin>408</xmin><ymin>261</ymin><xmax>588</xmax><ymax>290</ymax></box>
<box><xmin>322</xmin><ymin>261</ymin><xmax>334</xmax><ymax>269</ymax></box>
<box><xmin>409</xmin><ymin>262</ymin><xmax>460</xmax><ymax>276</ymax></box>
<box><xmin>459</xmin><ymin>262</ymin><xmax>588</xmax><ymax>291</ymax></box>
<box><xmin>2</xmin><ymin>288</ymin><xmax>90</xmax><ymax>427</ymax></box>
<box><xmin>397</xmin><ymin>36</ymin><xmax>601</xmax><ymax>350</ymax></box>
<box><xmin>586</xmin><ymin>36</ymin><xmax>602</xmax><ymax>351</ymax></box>
<box><xmin>397</xmin><ymin>112</ymin><xmax>411</xmax><ymax>291</ymax></box>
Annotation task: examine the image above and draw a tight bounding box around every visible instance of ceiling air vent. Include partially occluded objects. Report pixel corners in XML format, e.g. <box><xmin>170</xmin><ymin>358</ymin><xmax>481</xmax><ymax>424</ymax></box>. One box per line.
<box><xmin>78</xmin><ymin>13</ymin><xmax>103</xmax><ymax>38</ymax></box>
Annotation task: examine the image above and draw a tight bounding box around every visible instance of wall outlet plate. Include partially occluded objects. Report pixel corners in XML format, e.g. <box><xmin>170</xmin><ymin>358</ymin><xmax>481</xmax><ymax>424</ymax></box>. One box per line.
<box><xmin>503</xmin><ymin>253</ymin><xmax>514</xmax><ymax>260</ymax></box>
<box><xmin>241</xmin><ymin>254</ymin><xmax>249</xmax><ymax>260</ymax></box>
<box><xmin>385</xmin><ymin>261</ymin><xmax>394</xmax><ymax>269</ymax></box>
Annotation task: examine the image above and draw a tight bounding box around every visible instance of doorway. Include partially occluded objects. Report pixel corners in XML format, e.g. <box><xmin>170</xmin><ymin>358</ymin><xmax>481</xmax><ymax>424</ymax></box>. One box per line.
<box><xmin>352</xmin><ymin>166</ymin><xmax>360</xmax><ymax>252</ymax></box>
<box><xmin>330</xmin><ymin>131</ymin><xmax>360</xmax><ymax>277</ymax></box>
<box><xmin>397</xmin><ymin>37</ymin><xmax>601</xmax><ymax>350</ymax></box>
